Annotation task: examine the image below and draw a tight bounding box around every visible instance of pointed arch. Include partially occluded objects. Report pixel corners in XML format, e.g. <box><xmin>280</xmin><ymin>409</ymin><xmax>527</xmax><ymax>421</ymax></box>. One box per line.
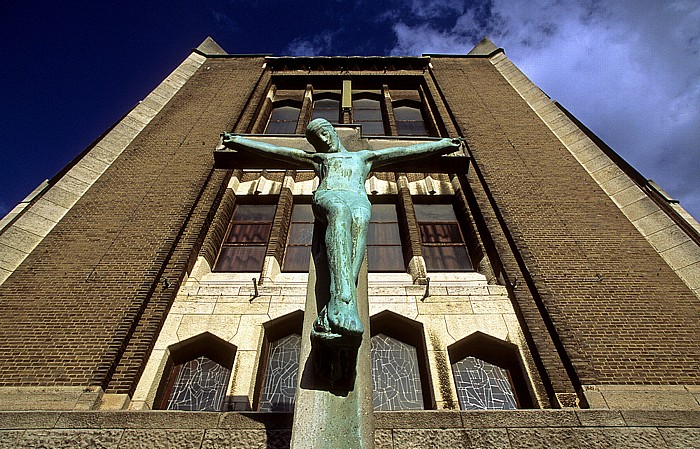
<box><xmin>448</xmin><ymin>331</ymin><xmax>533</xmax><ymax>409</ymax></box>
<box><xmin>154</xmin><ymin>332</ymin><xmax>237</xmax><ymax>411</ymax></box>
<box><xmin>370</xmin><ymin>310</ymin><xmax>434</xmax><ymax>410</ymax></box>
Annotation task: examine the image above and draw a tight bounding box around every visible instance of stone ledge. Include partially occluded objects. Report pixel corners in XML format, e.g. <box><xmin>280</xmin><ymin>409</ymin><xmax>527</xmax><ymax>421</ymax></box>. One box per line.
<box><xmin>2</xmin><ymin>410</ymin><xmax>696</xmax><ymax>430</ymax></box>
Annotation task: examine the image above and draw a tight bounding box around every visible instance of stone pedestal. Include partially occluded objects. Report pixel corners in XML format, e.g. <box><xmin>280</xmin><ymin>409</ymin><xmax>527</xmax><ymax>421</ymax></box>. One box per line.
<box><xmin>290</xmin><ymin>257</ymin><xmax>374</xmax><ymax>449</ymax></box>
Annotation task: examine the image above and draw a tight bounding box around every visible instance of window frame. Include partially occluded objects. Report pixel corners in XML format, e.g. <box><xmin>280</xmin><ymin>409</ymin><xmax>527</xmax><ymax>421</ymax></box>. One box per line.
<box><xmin>447</xmin><ymin>332</ymin><xmax>534</xmax><ymax>410</ymax></box>
<box><xmin>154</xmin><ymin>333</ymin><xmax>237</xmax><ymax>412</ymax></box>
<box><xmin>370</xmin><ymin>311</ymin><xmax>435</xmax><ymax>410</ymax></box>
<box><xmin>264</xmin><ymin>100</ymin><xmax>302</xmax><ymax>134</ymax></box>
<box><xmin>282</xmin><ymin>201</ymin><xmax>314</xmax><ymax>273</ymax></box>
<box><xmin>413</xmin><ymin>199</ymin><xmax>474</xmax><ymax>272</ymax></box>
<box><xmin>255</xmin><ymin>77</ymin><xmax>441</xmax><ymax>137</ymax></box>
<box><xmin>254</xmin><ymin>311</ymin><xmax>304</xmax><ymax>412</ymax></box>
<box><xmin>367</xmin><ymin>200</ymin><xmax>406</xmax><ymax>273</ymax></box>
<box><xmin>213</xmin><ymin>200</ymin><xmax>278</xmax><ymax>273</ymax></box>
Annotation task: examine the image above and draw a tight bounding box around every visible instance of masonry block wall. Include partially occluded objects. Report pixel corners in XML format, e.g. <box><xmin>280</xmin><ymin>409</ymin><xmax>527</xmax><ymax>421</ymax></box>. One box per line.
<box><xmin>0</xmin><ymin>42</ymin><xmax>698</xmax><ymax>419</ymax></box>
<box><xmin>0</xmin><ymin>56</ymin><xmax>265</xmax><ymax>393</ymax></box>
<box><xmin>430</xmin><ymin>57</ymin><xmax>700</xmax><ymax>394</ymax></box>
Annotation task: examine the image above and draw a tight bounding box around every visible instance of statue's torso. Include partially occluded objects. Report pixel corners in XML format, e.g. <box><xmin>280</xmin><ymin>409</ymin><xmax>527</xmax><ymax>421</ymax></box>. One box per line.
<box><xmin>315</xmin><ymin>151</ymin><xmax>372</xmax><ymax>194</ymax></box>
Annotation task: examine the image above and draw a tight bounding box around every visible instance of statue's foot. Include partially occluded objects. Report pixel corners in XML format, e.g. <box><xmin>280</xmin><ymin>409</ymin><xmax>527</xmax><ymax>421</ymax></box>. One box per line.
<box><xmin>327</xmin><ymin>298</ymin><xmax>364</xmax><ymax>337</ymax></box>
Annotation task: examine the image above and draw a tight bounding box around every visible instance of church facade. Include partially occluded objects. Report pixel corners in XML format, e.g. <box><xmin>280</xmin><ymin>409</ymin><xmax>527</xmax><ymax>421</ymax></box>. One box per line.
<box><xmin>0</xmin><ymin>37</ymin><xmax>698</xmax><ymax>448</ymax></box>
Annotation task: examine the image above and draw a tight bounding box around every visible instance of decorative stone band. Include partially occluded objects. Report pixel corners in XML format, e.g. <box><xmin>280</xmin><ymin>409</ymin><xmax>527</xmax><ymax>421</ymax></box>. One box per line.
<box><xmin>489</xmin><ymin>51</ymin><xmax>700</xmax><ymax>299</ymax></box>
<box><xmin>0</xmin><ymin>51</ymin><xmax>207</xmax><ymax>286</ymax></box>
<box><xmin>0</xmin><ymin>410</ymin><xmax>697</xmax><ymax>448</ymax></box>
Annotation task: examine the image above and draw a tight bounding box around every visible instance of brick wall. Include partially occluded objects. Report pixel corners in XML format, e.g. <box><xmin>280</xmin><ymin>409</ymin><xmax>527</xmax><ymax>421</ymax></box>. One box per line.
<box><xmin>0</xmin><ymin>57</ymin><xmax>264</xmax><ymax>391</ymax></box>
<box><xmin>430</xmin><ymin>58</ymin><xmax>700</xmax><ymax>386</ymax></box>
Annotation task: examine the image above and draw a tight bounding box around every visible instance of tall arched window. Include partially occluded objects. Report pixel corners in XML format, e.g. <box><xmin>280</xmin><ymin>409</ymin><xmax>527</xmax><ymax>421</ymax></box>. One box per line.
<box><xmin>353</xmin><ymin>97</ymin><xmax>385</xmax><ymax>135</ymax></box>
<box><xmin>155</xmin><ymin>333</ymin><xmax>236</xmax><ymax>411</ymax></box>
<box><xmin>256</xmin><ymin>311</ymin><xmax>304</xmax><ymax>412</ymax></box>
<box><xmin>448</xmin><ymin>332</ymin><xmax>533</xmax><ymax>410</ymax></box>
<box><xmin>265</xmin><ymin>102</ymin><xmax>301</xmax><ymax>134</ymax></box>
<box><xmin>370</xmin><ymin>311</ymin><xmax>433</xmax><ymax>410</ymax></box>
<box><xmin>393</xmin><ymin>101</ymin><xmax>428</xmax><ymax>136</ymax></box>
<box><xmin>312</xmin><ymin>96</ymin><xmax>341</xmax><ymax>123</ymax></box>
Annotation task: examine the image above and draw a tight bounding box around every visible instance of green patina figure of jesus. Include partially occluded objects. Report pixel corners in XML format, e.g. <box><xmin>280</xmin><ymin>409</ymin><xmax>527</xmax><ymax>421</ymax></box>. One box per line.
<box><xmin>222</xmin><ymin>119</ymin><xmax>461</xmax><ymax>345</ymax></box>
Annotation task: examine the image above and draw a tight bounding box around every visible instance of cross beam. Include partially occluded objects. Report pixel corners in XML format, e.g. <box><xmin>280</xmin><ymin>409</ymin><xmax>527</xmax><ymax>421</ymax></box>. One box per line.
<box><xmin>213</xmin><ymin>128</ymin><xmax>470</xmax><ymax>173</ymax></box>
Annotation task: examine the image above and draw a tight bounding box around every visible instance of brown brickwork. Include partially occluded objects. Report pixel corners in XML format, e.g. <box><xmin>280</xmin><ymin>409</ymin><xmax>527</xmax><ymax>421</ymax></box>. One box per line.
<box><xmin>430</xmin><ymin>57</ymin><xmax>700</xmax><ymax>386</ymax></box>
<box><xmin>0</xmin><ymin>56</ymin><xmax>265</xmax><ymax>389</ymax></box>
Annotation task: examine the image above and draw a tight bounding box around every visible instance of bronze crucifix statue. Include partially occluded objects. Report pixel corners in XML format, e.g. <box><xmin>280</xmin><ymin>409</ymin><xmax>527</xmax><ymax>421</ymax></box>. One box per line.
<box><xmin>222</xmin><ymin>118</ymin><xmax>461</xmax><ymax>348</ymax></box>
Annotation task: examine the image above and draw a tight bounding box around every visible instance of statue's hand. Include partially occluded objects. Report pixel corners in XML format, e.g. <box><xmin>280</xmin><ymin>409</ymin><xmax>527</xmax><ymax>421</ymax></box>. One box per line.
<box><xmin>220</xmin><ymin>132</ymin><xmax>239</xmax><ymax>148</ymax></box>
<box><xmin>450</xmin><ymin>138</ymin><xmax>462</xmax><ymax>147</ymax></box>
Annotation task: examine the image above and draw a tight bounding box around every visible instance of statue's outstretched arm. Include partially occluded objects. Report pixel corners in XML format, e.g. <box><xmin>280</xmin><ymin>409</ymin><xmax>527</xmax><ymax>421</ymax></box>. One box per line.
<box><xmin>221</xmin><ymin>133</ymin><xmax>315</xmax><ymax>167</ymax></box>
<box><xmin>371</xmin><ymin>138</ymin><xmax>462</xmax><ymax>168</ymax></box>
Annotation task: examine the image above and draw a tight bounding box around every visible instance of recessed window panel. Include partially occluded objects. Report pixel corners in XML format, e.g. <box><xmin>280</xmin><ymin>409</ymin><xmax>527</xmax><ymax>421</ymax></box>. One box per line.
<box><xmin>367</xmin><ymin>203</ymin><xmax>404</xmax><ymax>272</ymax></box>
<box><xmin>353</xmin><ymin>98</ymin><xmax>385</xmax><ymax>135</ymax></box>
<box><xmin>414</xmin><ymin>204</ymin><xmax>456</xmax><ymax>222</ymax></box>
<box><xmin>368</xmin><ymin>223</ymin><xmax>401</xmax><ymax>245</ymax></box>
<box><xmin>233</xmin><ymin>204</ymin><xmax>277</xmax><ymax>222</ymax></box>
<box><xmin>283</xmin><ymin>246</ymin><xmax>312</xmax><ymax>273</ymax></box>
<box><xmin>226</xmin><ymin>223</ymin><xmax>272</xmax><ymax>243</ymax></box>
<box><xmin>288</xmin><ymin>223</ymin><xmax>314</xmax><ymax>245</ymax></box>
<box><xmin>360</xmin><ymin>122</ymin><xmax>386</xmax><ymax>135</ymax></box>
<box><xmin>452</xmin><ymin>356</ymin><xmax>517</xmax><ymax>410</ymax></box>
<box><xmin>216</xmin><ymin>246</ymin><xmax>266</xmax><ymax>272</ymax></box>
<box><xmin>422</xmin><ymin>245</ymin><xmax>472</xmax><ymax>271</ymax></box>
<box><xmin>368</xmin><ymin>246</ymin><xmax>405</xmax><ymax>272</ymax></box>
<box><xmin>393</xmin><ymin>105</ymin><xmax>424</xmax><ymax>121</ymax></box>
<box><xmin>164</xmin><ymin>356</ymin><xmax>231</xmax><ymax>411</ymax></box>
<box><xmin>419</xmin><ymin>223</ymin><xmax>462</xmax><ymax>243</ymax></box>
<box><xmin>265</xmin><ymin>105</ymin><xmax>300</xmax><ymax>134</ymax></box>
<box><xmin>283</xmin><ymin>204</ymin><xmax>314</xmax><ymax>272</ymax></box>
<box><xmin>312</xmin><ymin>98</ymin><xmax>340</xmax><ymax>123</ymax></box>
<box><xmin>394</xmin><ymin>105</ymin><xmax>428</xmax><ymax>136</ymax></box>
<box><xmin>371</xmin><ymin>334</ymin><xmax>424</xmax><ymax>411</ymax></box>
<box><xmin>259</xmin><ymin>334</ymin><xmax>301</xmax><ymax>412</ymax></box>
<box><xmin>215</xmin><ymin>203</ymin><xmax>276</xmax><ymax>272</ymax></box>
<box><xmin>415</xmin><ymin>202</ymin><xmax>473</xmax><ymax>272</ymax></box>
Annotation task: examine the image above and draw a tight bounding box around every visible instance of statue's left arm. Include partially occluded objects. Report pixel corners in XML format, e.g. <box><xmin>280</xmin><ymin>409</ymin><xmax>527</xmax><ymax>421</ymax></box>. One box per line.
<box><xmin>369</xmin><ymin>138</ymin><xmax>462</xmax><ymax>169</ymax></box>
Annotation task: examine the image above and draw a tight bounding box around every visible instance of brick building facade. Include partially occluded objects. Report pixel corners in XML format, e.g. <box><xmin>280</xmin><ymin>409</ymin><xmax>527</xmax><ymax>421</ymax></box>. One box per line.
<box><xmin>0</xmin><ymin>37</ymin><xmax>698</xmax><ymax>448</ymax></box>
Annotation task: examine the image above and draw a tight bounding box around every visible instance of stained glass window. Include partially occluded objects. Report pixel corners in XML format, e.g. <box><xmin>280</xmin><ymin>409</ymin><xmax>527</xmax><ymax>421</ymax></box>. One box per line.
<box><xmin>259</xmin><ymin>334</ymin><xmax>302</xmax><ymax>411</ymax></box>
<box><xmin>451</xmin><ymin>356</ymin><xmax>517</xmax><ymax>410</ymax></box>
<box><xmin>371</xmin><ymin>333</ymin><xmax>424</xmax><ymax>410</ymax></box>
<box><xmin>162</xmin><ymin>356</ymin><xmax>231</xmax><ymax>411</ymax></box>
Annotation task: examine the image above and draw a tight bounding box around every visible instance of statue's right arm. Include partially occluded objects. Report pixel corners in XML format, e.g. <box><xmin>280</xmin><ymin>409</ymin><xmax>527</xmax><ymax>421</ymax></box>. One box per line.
<box><xmin>221</xmin><ymin>133</ymin><xmax>315</xmax><ymax>167</ymax></box>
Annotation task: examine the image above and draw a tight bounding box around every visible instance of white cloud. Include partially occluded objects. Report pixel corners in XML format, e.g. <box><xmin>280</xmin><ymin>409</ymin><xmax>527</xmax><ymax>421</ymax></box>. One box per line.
<box><xmin>284</xmin><ymin>32</ymin><xmax>335</xmax><ymax>56</ymax></box>
<box><xmin>389</xmin><ymin>0</ymin><xmax>700</xmax><ymax>218</ymax></box>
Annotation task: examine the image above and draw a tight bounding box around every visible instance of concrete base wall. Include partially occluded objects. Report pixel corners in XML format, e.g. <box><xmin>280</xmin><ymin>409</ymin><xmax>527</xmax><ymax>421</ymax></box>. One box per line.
<box><xmin>1</xmin><ymin>410</ymin><xmax>698</xmax><ymax>448</ymax></box>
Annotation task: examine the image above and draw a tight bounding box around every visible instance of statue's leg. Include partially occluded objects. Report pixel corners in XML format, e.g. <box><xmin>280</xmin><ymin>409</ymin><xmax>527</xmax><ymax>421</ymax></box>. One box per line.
<box><xmin>312</xmin><ymin>191</ymin><xmax>363</xmax><ymax>337</ymax></box>
<box><xmin>349</xmin><ymin>201</ymin><xmax>371</xmax><ymax>283</ymax></box>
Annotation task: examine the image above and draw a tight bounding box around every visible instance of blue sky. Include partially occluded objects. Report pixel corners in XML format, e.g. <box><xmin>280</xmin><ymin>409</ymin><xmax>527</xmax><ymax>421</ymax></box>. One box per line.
<box><xmin>1</xmin><ymin>0</ymin><xmax>698</xmax><ymax>219</ymax></box>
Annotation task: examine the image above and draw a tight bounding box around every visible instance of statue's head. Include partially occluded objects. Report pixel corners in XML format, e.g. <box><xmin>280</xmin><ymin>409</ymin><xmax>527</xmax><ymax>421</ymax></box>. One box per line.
<box><xmin>306</xmin><ymin>118</ymin><xmax>341</xmax><ymax>153</ymax></box>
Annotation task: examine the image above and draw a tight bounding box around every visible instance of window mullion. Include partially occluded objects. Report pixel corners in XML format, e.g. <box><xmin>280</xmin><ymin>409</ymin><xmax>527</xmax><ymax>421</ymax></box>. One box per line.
<box><xmin>382</xmin><ymin>85</ymin><xmax>398</xmax><ymax>136</ymax></box>
<box><xmin>296</xmin><ymin>85</ymin><xmax>314</xmax><ymax>134</ymax></box>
